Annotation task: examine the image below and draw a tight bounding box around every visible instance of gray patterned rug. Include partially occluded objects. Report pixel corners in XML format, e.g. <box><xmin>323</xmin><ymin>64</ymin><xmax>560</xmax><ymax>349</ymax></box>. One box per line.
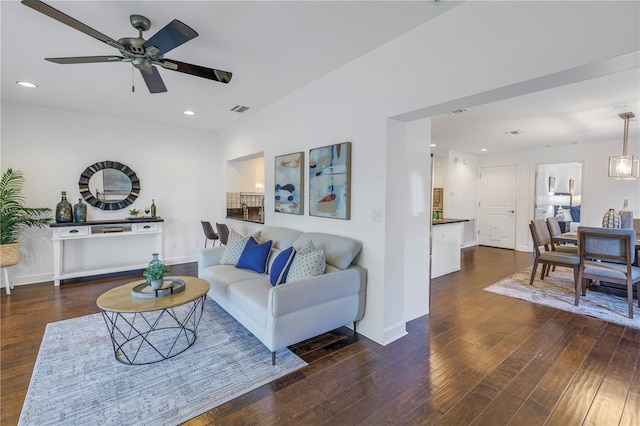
<box><xmin>19</xmin><ymin>299</ymin><xmax>307</xmax><ymax>425</ymax></box>
<box><xmin>484</xmin><ymin>266</ymin><xmax>640</xmax><ymax>329</ymax></box>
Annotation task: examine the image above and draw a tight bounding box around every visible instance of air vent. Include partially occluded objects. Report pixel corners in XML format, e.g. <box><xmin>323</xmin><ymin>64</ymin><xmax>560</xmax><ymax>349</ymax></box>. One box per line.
<box><xmin>449</xmin><ymin>108</ymin><xmax>467</xmax><ymax>115</ymax></box>
<box><xmin>231</xmin><ymin>105</ymin><xmax>249</xmax><ymax>113</ymax></box>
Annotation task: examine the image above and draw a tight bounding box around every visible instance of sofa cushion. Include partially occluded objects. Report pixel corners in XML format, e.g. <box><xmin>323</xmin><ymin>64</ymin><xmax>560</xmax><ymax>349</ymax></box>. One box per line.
<box><xmin>286</xmin><ymin>248</ymin><xmax>326</xmax><ymax>282</ymax></box>
<box><xmin>293</xmin><ymin>232</ymin><xmax>361</xmax><ymax>270</ymax></box>
<box><xmin>220</xmin><ymin>229</ymin><xmax>261</xmax><ymax>265</ymax></box>
<box><xmin>227</xmin><ymin>278</ymin><xmax>271</xmax><ymax>328</ymax></box>
<box><xmin>259</xmin><ymin>226</ymin><xmax>303</xmax><ymax>250</ymax></box>
<box><xmin>270</xmin><ymin>246</ymin><xmax>296</xmax><ymax>286</ymax></box>
<box><xmin>201</xmin><ymin>264</ymin><xmax>262</xmax><ymax>298</ymax></box>
<box><xmin>236</xmin><ymin>238</ymin><xmax>273</xmax><ymax>274</ymax></box>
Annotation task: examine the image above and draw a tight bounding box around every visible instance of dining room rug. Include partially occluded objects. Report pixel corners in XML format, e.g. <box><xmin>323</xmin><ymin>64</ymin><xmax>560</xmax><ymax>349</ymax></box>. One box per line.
<box><xmin>484</xmin><ymin>266</ymin><xmax>640</xmax><ymax>330</ymax></box>
<box><xmin>19</xmin><ymin>299</ymin><xmax>307</xmax><ymax>425</ymax></box>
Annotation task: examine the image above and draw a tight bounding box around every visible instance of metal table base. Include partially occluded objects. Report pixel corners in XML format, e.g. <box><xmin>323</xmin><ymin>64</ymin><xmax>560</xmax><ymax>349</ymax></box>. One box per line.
<box><xmin>100</xmin><ymin>294</ymin><xmax>206</xmax><ymax>365</ymax></box>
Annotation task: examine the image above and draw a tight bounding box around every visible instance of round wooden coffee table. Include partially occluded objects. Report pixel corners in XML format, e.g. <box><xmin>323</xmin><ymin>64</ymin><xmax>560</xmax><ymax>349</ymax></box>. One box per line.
<box><xmin>96</xmin><ymin>276</ymin><xmax>210</xmax><ymax>365</ymax></box>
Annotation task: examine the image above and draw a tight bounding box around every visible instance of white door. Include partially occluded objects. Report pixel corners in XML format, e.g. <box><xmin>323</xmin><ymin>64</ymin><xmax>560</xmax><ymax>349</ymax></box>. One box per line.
<box><xmin>478</xmin><ymin>165</ymin><xmax>517</xmax><ymax>249</ymax></box>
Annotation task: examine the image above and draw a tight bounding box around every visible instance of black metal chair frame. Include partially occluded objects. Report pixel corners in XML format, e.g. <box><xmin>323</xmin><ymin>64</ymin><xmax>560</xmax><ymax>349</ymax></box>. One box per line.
<box><xmin>201</xmin><ymin>221</ymin><xmax>219</xmax><ymax>248</ymax></box>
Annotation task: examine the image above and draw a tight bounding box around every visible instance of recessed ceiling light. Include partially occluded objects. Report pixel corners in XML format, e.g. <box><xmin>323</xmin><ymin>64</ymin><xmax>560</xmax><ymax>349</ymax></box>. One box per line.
<box><xmin>16</xmin><ymin>81</ymin><xmax>38</xmax><ymax>88</ymax></box>
<box><xmin>504</xmin><ymin>130</ymin><xmax>524</xmax><ymax>135</ymax></box>
<box><xmin>430</xmin><ymin>143</ymin><xmax>437</xmax><ymax>147</ymax></box>
<box><xmin>480</xmin><ymin>148</ymin><xmax>488</xmax><ymax>152</ymax></box>
<box><xmin>183</xmin><ymin>110</ymin><xmax>196</xmax><ymax>116</ymax></box>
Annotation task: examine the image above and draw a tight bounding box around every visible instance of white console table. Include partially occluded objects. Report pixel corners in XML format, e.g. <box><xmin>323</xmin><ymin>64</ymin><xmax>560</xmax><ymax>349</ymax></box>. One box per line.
<box><xmin>50</xmin><ymin>219</ymin><xmax>163</xmax><ymax>286</ymax></box>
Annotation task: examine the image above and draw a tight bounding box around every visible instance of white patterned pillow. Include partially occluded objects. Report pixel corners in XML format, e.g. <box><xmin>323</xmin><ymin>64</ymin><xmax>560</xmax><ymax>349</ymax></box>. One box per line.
<box><xmin>297</xmin><ymin>239</ymin><xmax>316</xmax><ymax>255</ymax></box>
<box><xmin>286</xmin><ymin>248</ymin><xmax>326</xmax><ymax>282</ymax></box>
<box><xmin>220</xmin><ymin>229</ymin><xmax>262</xmax><ymax>265</ymax></box>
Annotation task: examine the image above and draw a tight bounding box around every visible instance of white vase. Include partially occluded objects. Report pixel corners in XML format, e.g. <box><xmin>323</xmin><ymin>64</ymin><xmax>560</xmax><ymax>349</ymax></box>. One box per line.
<box><xmin>150</xmin><ymin>279</ymin><xmax>164</xmax><ymax>290</ymax></box>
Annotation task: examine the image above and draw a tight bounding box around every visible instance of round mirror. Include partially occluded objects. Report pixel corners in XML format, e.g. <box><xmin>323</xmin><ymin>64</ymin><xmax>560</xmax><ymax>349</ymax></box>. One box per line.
<box><xmin>78</xmin><ymin>161</ymin><xmax>140</xmax><ymax>210</ymax></box>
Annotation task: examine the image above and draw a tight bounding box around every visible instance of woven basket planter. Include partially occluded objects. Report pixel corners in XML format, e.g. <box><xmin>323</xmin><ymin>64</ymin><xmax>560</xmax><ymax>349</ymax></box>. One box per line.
<box><xmin>0</xmin><ymin>242</ymin><xmax>20</xmax><ymax>267</ymax></box>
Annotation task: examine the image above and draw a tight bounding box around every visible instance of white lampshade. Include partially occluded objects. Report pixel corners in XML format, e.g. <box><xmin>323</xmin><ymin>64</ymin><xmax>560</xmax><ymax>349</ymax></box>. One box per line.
<box><xmin>609</xmin><ymin>112</ymin><xmax>639</xmax><ymax>180</ymax></box>
<box><xmin>608</xmin><ymin>155</ymin><xmax>640</xmax><ymax>179</ymax></box>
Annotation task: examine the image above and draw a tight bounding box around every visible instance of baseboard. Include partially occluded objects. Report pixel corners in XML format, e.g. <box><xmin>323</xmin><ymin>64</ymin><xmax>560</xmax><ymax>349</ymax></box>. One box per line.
<box><xmin>356</xmin><ymin>319</ymin><xmax>407</xmax><ymax>346</ymax></box>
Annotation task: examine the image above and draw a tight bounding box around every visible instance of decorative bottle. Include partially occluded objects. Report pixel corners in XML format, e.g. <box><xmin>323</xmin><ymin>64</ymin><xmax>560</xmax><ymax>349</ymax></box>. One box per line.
<box><xmin>602</xmin><ymin>208</ymin><xmax>621</xmax><ymax>229</ymax></box>
<box><xmin>149</xmin><ymin>253</ymin><xmax>161</xmax><ymax>268</ymax></box>
<box><xmin>55</xmin><ymin>191</ymin><xmax>73</xmax><ymax>223</ymax></box>
<box><xmin>73</xmin><ymin>198</ymin><xmax>87</xmax><ymax>223</ymax></box>
<box><xmin>150</xmin><ymin>199</ymin><xmax>157</xmax><ymax>217</ymax></box>
<box><xmin>619</xmin><ymin>199</ymin><xmax>633</xmax><ymax>229</ymax></box>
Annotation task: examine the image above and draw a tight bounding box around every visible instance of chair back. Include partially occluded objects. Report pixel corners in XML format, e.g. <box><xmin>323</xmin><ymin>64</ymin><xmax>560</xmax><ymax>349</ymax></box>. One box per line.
<box><xmin>201</xmin><ymin>221</ymin><xmax>218</xmax><ymax>240</ymax></box>
<box><xmin>216</xmin><ymin>223</ymin><xmax>229</xmax><ymax>245</ymax></box>
<box><xmin>531</xmin><ymin>219</ymin><xmax>552</xmax><ymax>250</ymax></box>
<box><xmin>577</xmin><ymin>226</ymin><xmax>636</xmax><ymax>265</ymax></box>
<box><xmin>546</xmin><ymin>217</ymin><xmax>562</xmax><ymax>237</ymax></box>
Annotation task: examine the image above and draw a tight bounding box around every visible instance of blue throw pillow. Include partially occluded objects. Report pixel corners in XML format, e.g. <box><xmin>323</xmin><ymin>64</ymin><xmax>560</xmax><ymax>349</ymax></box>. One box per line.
<box><xmin>270</xmin><ymin>247</ymin><xmax>296</xmax><ymax>286</ymax></box>
<box><xmin>236</xmin><ymin>238</ymin><xmax>273</xmax><ymax>274</ymax></box>
<box><xmin>570</xmin><ymin>205</ymin><xmax>581</xmax><ymax>222</ymax></box>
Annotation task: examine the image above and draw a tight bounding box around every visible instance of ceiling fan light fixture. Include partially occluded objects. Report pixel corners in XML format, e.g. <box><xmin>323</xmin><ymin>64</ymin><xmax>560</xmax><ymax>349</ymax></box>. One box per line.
<box><xmin>608</xmin><ymin>112</ymin><xmax>639</xmax><ymax>180</ymax></box>
<box><xmin>16</xmin><ymin>80</ymin><xmax>38</xmax><ymax>88</ymax></box>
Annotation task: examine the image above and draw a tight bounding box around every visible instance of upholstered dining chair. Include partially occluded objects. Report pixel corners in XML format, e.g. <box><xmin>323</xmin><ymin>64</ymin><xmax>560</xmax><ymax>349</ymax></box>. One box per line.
<box><xmin>546</xmin><ymin>217</ymin><xmax>578</xmax><ymax>254</ymax></box>
<box><xmin>200</xmin><ymin>221</ymin><xmax>219</xmax><ymax>248</ymax></box>
<box><xmin>529</xmin><ymin>220</ymin><xmax>580</xmax><ymax>288</ymax></box>
<box><xmin>216</xmin><ymin>222</ymin><xmax>229</xmax><ymax>246</ymax></box>
<box><xmin>575</xmin><ymin>227</ymin><xmax>640</xmax><ymax>319</ymax></box>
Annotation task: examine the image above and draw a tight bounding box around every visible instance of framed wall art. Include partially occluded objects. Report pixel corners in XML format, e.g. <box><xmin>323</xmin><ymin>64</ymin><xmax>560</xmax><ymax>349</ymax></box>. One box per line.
<box><xmin>309</xmin><ymin>142</ymin><xmax>351</xmax><ymax>220</ymax></box>
<box><xmin>274</xmin><ymin>151</ymin><xmax>304</xmax><ymax>215</ymax></box>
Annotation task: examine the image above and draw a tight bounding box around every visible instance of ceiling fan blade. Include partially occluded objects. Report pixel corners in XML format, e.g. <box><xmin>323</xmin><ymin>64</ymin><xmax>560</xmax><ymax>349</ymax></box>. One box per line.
<box><xmin>21</xmin><ymin>0</ymin><xmax>125</xmax><ymax>50</ymax></box>
<box><xmin>143</xmin><ymin>19</ymin><xmax>198</xmax><ymax>56</ymax></box>
<box><xmin>159</xmin><ymin>59</ymin><xmax>232</xmax><ymax>84</ymax></box>
<box><xmin>140</xmin><ymin>67</ymin><xmax>167</xmax><ymax>94</ymax></box>
<box><xmin>46</xmin><ymin>56</ymin><xmax>124</xmax><ymax>64</ymax></box>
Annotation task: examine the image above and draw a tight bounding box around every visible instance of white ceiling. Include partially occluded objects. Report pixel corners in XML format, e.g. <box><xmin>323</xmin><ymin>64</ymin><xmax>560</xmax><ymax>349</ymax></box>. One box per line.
<box><xmin>2</xmin><ymin>1</ymin><xmax>639</xmax><ymax>154</ymax></box>
<box><xmin>431</xmin><ymin>67</ymin><xmax>640</xmax><ymax>155</ymax></box>
<box><xmin>1</xmin><ymin>0</ymin><xmax>456</xmax><ymax>132</ymax></box>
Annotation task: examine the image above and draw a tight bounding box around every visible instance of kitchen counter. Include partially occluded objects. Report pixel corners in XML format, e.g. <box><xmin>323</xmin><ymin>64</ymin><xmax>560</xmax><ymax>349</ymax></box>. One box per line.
<box><xmin>431</xmin><ymin>219</ymin><xmax>467</xmax><ymax>278</ymax></box>
<box><xmin>432</xmin><ymin>218</ymin><xmax>469</xmax><ymax>226</ymax></box>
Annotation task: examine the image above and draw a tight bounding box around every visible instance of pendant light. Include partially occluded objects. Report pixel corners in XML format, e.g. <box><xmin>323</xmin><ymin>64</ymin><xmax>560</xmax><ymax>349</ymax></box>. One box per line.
<box><xmin>608</xmin><ymin>112</ymin><xmax>639</xmax><ymax>179</ymax></box>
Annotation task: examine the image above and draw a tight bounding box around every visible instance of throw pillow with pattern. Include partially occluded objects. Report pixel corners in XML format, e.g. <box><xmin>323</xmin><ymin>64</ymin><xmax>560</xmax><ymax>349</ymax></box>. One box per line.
<box><xmin>286</xmin><ymin>247</ymin><xmax>326</xmax><ymax>282</ymax></box>
<box><xmin>220</xmin><ymin>229</ymin><xmax>262</xmax><ymax>265</ymax></box>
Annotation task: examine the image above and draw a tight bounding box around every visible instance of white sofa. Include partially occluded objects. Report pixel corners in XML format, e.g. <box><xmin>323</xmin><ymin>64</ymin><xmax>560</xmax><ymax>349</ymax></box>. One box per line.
<box><xmin>197</xmin><ymin>226</ymin><xmax>367</xmax><ymax>364</ymax></box>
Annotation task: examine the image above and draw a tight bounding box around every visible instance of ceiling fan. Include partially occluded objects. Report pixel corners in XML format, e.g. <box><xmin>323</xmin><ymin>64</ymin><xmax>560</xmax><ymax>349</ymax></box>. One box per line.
<box><xmin>21</xmin><ymin>0</ymin><xmax>232</xmax><ymax>93</ymax></box>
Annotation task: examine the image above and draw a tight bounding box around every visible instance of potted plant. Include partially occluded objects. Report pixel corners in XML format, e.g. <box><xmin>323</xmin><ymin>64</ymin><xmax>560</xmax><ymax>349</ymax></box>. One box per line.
<box><xmin>0</xmin><ymin>168</ymin><xmax>52</xmax><ymax>268</ymax></box>
<box><xmin>143</xmin><ymin>261</ymin><xmax>170</xmax><ymax>290</ymax></box>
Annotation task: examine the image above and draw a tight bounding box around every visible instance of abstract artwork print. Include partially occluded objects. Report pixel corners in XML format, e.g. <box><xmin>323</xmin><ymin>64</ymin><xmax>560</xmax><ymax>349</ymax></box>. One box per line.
<box><xmin>309</xmin><ymin>142</ymin><xmax>351</xmax><ymax>220</ymax></box>
<box><xmin>275</xmin><ymin>152</ymin><xmax>304</xmax><ymax>215</ymax></box>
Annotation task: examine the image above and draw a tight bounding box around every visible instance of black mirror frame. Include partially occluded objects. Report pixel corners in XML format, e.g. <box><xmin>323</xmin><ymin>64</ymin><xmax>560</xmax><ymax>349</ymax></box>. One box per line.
<box><xmin>78</xmin><ymin>161</ymin><xmax>140</xmax><ymax>210</ymax></box>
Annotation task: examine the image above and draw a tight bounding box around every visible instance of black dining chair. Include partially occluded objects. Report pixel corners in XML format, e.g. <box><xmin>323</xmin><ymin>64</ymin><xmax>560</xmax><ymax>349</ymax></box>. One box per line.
<box><xmin>575</xmin><ymin>227</ymin><xmax>640</xmax><ymax>319</ymax></box>
<box><xmin>216</xmin><ymin>223</ymin><xmax>229</xmax><ymax>246</ymax></box>
<box><xmin>529</xmin><ymin>220</ymin><xmax>580</xmax><ymax>288</ymax></box>
<box><xmin>201</xmin><ymin>221</ymin><xmax>219</xmax><ymax>248</ymax></box>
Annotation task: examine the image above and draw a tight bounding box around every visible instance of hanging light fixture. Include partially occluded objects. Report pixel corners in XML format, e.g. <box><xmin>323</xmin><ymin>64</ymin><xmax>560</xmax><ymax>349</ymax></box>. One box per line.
<box><xmin>608</xmin><ymin>112</ymin><xmax>639</xmax><ymax>179</ymax></box>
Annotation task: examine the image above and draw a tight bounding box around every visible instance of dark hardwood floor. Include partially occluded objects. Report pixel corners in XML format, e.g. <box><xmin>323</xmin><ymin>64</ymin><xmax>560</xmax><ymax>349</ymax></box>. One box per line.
<box><xmin>2</xmin><ymin>246</ymin><xmax>639</xmax><ymax>425</ymax></box>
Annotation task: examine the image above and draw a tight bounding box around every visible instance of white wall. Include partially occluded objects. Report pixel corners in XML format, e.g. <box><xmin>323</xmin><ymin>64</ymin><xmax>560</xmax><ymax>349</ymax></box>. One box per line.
<box><xmin>2</xmin><ymin>1</ymin><xmax>638</xmax><ymax>346</ymax></box>
<box><xmin>1</xmin><ymin>103</ymin><xmax>218</xmax><ymax>284</ymax></box>
<box><xmin>213</xmin><ymin>1</ymin><xmax>639</xmax><ymax>344</ymax></box>
<box><xmin>479</xmin><ymin>139</ymin><xmax>640</xmax><ymax>252</ymax></box>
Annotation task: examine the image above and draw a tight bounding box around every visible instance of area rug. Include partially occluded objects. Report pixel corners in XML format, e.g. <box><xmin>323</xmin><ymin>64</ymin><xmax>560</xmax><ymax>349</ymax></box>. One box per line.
<box><xmin>19</xmin><ymin>299</ymin><xmax>307</xmax><ymax>425</ymax></box>
<box><xmin>484</xmin><ymin>266</ymin><xmax>640</xmax><ymax>330</ymax></box>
